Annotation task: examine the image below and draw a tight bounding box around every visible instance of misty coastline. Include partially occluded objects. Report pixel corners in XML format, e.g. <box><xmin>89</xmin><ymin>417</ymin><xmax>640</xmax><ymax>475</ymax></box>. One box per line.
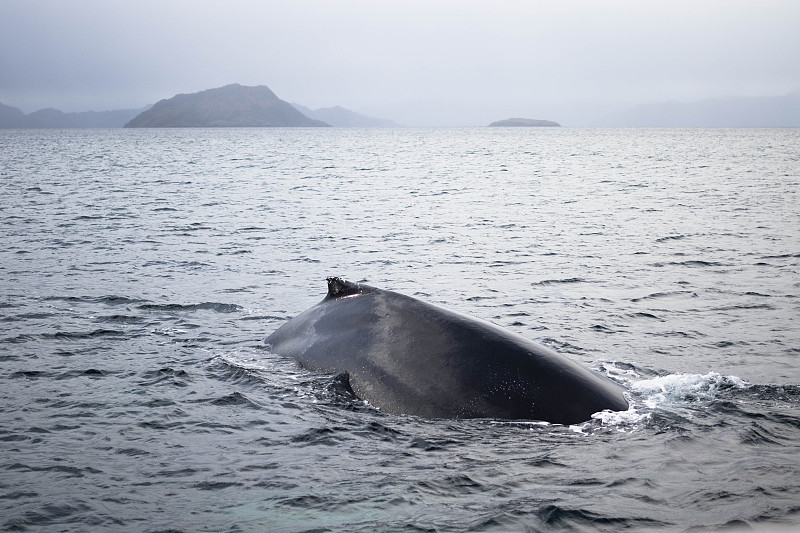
<box><xmin>0</xmin><ymin>102</ymin><xmax>146</xmax><ymax>129</ymax></box>
<box><xmin>2</xmin><ymin>87</ymin><xmax>799</xmax><ymax>128</ymax></box>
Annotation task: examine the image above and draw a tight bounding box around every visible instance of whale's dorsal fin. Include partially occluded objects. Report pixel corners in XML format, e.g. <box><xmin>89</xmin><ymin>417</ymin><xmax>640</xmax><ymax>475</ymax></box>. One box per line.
<box><xmin>326</xmin><ymin>277</ymin><xmax>364</xmax><ymax>299</ymax></box>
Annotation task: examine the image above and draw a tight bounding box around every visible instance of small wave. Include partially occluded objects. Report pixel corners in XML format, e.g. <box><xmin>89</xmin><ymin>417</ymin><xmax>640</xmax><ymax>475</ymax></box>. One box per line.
<box><xmin>115</xmin><ymin>448</ymin><xmax>150</xmax><ymax>457</ymax></box>
<box><xmin>0</xmin><ymin>490</ymin><xmax>39</xmax><ymax>501</ymax></box>
<box><xmin>194</xmin><ymin>480</ymin><xmax>244</xmax><ymax>491</ymax></box>
<box><xmin>96</xmin><ymin>295</ymin><xmax>145</xmax><ymax>306</ymax></box>
<box><xmin>536</xmin><ymin>505</ymin><xmax>668</xmax><ymax>530</ymax></box>
<box><xmin>240</xmin><ymin>314</ymin><xmax>287</xmax><ymax>322</ymax></box>
<box><xmin>94</xmin><ymin>314</ymin><xmax>146</xmax><ymax>325</ymax></box>
<box><xmin>138</xmin><ymin>302</ymin><xmax>243</xmax><ymax>313</ymax></box>
<box><xmin>738</xmin><ymin>422</ymin><xmax>788</xmax><ymax>446</ymax></box>
<box><xmin>647</xmin><ymin>330</ymin><xmax>705</xmax><ymax>339</ymax></box>
<box><xmin>414</xmin><ymin>474</ymin><xmax>484</xmax><ymax>496</ymax></box>
<box><xmin>138</xmin><ymin>367</ymin><xmax>191</xmax><ymax>387</ymax></box>
<box><xmin>2</xmin><ymin>501</ymin><xmax>94</xmax><ymax>529</ymax></box>
<box><xmin>627</xmin><ymin>312</ymin><xmax>662</xmax><ymax>320</ymax></box>
<box><xmin>54</xmin><ymin>369</ymin><xmax>106</xmax><ymax>380</ymax></box>
<box><xmin>2</xmin><ymin>312</ymin><xmax>55</xmax><ymax>322</ymax></box>
<box><xmin>742</xmin><ymin>291</ymin><xmax>772</xmax><ymax>297</ymax></box>
<box><xmin>712</xmin><ymin>303</ymin><xmax>774</xmax><ymax>311</ymax></box>
<box><xmin>741</xmin><ymin>383</ymin><xmax>800</xmax><ymax>402</ymax></box>
<box><xmin>169</xmin><ymin>223</ymin><xmax>212</xmax><ymax>233</ymax></box>
<box><xmin>590</xmin><ymin>324</ymin><xmax>617</xmax><ymax>334</ymax></box>
<box><xmin>205</xmin><ymin>354</ymin><xmax>294</xmax><ymax>389</ymax></box>
<box><xmin>651</xmin><ymin>260</ymin><xmax>725</xmax><ymax>268</ymax></box>
<box><xmin>531</xmin><ymin>277</ymin><xmax>586</xmax><ymax>286</ymax></box>
<box><xmin>42</xmin><ymin>295</ymin><xmax>144</xmax><ymax>306</ymax></box>
<box><xmin>10</xmin><ymin>370</ymin><xmax>52</xmax><ymax>380</ymax></box>
<box><xmin>5</xmin><ymin>463</ymin><xmax>98</xmax><ymax>478</ymax></box>
<box><xmin>630</xmin><ymin>290</ymin><xmax>696</xmax><ymax>302</ymax></box>
<box><xmin>0</xmin><ymin>434</ymin><xmax>29</xmax><ymax>443</ymax></box>
<box><xmin>655</xmin><ymin>234</ymin><xmax>688</xmax><ymax>242</ymax></box>
<box><xmin>465</xmin><ymin>295</ymin><xmax>495</xmax><ymax>302</ymax></box>
<box><xmin>539</xmin><ymin>337</ymin><xmax>585</xmax><ymax>354</ymax></box>
<box><xmin>41</xmin><ymin>329</ymin><xmax>126</xmax><ymax>340</ymax></box>
<box><xmin>208</xmin><ymin>392</ymin><xmax>260</xmax><ymax>408</ymax></box>
<box><xmin>216</xmin><ymin>249</ymin><xmax>252</xmax><ymax>256</ymax></box>
<box><xmin>235</xmin><ymin>226</ymin><xmax>267</xmax><ymax>233</ymax></box>
<box><xmin>353</xmin><ymin>421</ymin><xmax>402</xmax><ymax>441</ymax></box>
<box><xmin>290</xmin><ymin>426</ymin><xmax>348</xmax><ymax>446</ymax></box>
<box><xmin>2</xmin><ymin>334</ymin><xmax>36</xmax><ymax>345</ymax></box>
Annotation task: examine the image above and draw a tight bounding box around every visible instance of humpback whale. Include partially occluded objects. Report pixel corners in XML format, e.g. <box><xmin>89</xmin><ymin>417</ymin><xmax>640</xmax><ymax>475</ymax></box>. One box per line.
<box><xmin>265</xmin><ymin>277</ymin><xmax>628</xmax><ymax>424</ymax></box>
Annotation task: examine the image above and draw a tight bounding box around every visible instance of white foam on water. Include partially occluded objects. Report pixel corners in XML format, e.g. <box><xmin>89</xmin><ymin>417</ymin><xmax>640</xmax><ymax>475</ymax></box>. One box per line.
<box><xmin>588</xmin><ymin>370</ymin><xmax>749</xmax><ymax>430</ymax></box>
<box><xmin>591</xmin><ymin>403</ymin><xmax>651</xmax><ymax>427</ymax></box>
<box><xmin>631</xmin><ymin>371</ymin><xmax>748</xmax><ymax>408</ymax></box>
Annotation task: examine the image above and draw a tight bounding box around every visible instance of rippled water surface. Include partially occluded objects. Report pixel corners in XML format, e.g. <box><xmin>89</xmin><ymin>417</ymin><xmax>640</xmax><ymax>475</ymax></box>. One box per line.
<box><xmin>1</xmin><ymin>127</ymin><xmax>799</xmax><ymax>532</ymax></box>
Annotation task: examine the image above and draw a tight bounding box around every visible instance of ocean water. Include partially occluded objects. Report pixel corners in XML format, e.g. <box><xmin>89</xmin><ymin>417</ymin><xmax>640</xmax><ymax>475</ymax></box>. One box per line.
<box><xmin>0</xmin><ymin>127</ymin><xmax>798</xmax><ymax>532</ymax></box>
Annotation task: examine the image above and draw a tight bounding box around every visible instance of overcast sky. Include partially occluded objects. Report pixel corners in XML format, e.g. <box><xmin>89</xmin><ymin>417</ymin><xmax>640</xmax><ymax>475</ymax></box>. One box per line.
<box><xmin>1</xmin><ymin>0</ymin><xmax>798</xmax><ymax>125</ymax></box>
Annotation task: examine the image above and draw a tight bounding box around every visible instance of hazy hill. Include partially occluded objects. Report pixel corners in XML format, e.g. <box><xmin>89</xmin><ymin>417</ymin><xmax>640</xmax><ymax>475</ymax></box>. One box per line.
<box><xmin>0</xmin><ymin>103</ymin><xmax>144</xmax><ymax>128</ymax></box>
<box><xmin>488</xmin><ymin>118</ymin><xmax>561</xmax><ymax>127</ymax></box>
<box><xmin>125</xmin><ymin>84</ymin><xmax>329</xmax><ymax>127</ymax></box>
<box><xmin>293</xmin><ymin>103</ymin><xmax>401</xmax><ymax>127</ymax></box>
<box><xmin>595</xmin><ymin>92</ymin><xmax>800</xmax><ymax>127</ymax></box>
<box><xmin>0</xmin><ymin>103</ymin><xmax>29</xmax><ymax>128</ymax></box>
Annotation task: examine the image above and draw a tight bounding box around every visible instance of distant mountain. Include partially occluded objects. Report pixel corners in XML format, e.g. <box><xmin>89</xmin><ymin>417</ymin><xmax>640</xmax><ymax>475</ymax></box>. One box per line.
<box><xmin>293</xmin><ymin>103</ymin><xmax>401</xmax><ymax>127</ymax></box>
<box><xmin>488</xmin><ymin>118</ymin><xmax>561</xmax><ymax>127</ymax></box>
<box><xmin>0</xmin><ymin>103</ymin><xmax>29</xmax><ymax>128</ymax></box>
<box><xmin>125</xmin><ymin>84</ymin><xmax>329</xmax><ymax>128</ymax></box>
<box><xmin>595</xmin><ymin>92</ymin><xmax>800</xmax><ymax>127</ymax></box>
<box><xmin>0</xmin><ymin>103</ymin><xmax>145</xmax><ymax>128</ymax></box>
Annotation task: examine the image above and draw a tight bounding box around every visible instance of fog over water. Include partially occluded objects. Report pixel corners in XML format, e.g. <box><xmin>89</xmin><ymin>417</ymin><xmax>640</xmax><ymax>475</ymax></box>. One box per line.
<box><xmin>1</xmin><ymin>0</ymin><xmax>799</xmax><ymax>125</ymax></box>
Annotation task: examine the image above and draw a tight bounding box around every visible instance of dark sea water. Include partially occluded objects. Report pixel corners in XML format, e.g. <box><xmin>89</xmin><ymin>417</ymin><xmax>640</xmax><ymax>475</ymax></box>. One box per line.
<box><xmin>1</xmin><ymin>127</ymin><xmax>799</xmax><ymax>532</ymax></box>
